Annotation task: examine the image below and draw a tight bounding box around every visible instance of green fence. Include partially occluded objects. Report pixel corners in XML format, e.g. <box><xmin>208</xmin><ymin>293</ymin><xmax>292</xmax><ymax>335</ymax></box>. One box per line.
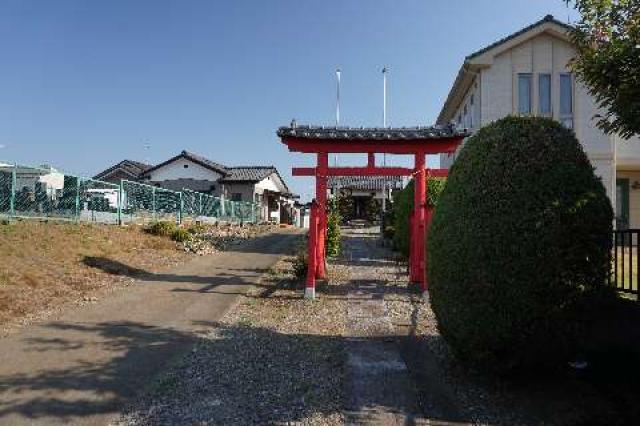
<box><xmin>0</xmin><ymin>163</ymin><xmax>261</xmax><ymax>225</ymax></box>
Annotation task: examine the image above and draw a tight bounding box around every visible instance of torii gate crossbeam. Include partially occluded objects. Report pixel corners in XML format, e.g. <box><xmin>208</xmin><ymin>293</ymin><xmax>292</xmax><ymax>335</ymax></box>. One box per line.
<box><xmin>277</xmin><ymin>123</ymin><xmax>467</xmax><ymax>299</ymax></box>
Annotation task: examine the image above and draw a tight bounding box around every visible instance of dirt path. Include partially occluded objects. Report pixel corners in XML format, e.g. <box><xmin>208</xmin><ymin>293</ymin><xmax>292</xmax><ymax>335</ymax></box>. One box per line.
<box><xmin>0</xmin><ymin>229</ymin><xmax>302</xmax><ymax>426</ymax></box>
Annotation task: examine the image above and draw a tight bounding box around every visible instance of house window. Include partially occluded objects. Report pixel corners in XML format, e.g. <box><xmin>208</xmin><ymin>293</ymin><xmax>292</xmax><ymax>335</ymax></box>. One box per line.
<box><xmin>518</xmin><ymin>73</ymin><xmax>532</xmax><ymax>114</ymax></box>
<box><xmin>560</xmin><ymin>73</ymin><xmax>574</xmax><ymax>129</ymax></box>
<box><xmin>463</xmin><ymin>104</ymin><xmax>468</xmax><ymax>127</ymax></box>
<box><xmin>469</xmin><ymin>94</ymin><xmax>474</xmax><ymax>128</ymax></box>
<box><xmin>231</xmin><ymin>193</ymin><xmax>242</xmax><ymax>202</ymax></box>
<box><xmin>538</xmin><ymin>73</ymin><xmax>552</xmax><ymax>116</ymax></box>
<box><xmin>183</xmin><ymin>164</ymin><xmax>189</xmax><ymax>168</ymax></box>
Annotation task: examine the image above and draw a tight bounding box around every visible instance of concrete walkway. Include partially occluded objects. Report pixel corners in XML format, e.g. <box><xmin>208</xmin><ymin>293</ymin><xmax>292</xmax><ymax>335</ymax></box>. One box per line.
<box><xmin>0</xmin><ymin>229</ymin><xmax>302</xmax><ymax>426</ymax></box>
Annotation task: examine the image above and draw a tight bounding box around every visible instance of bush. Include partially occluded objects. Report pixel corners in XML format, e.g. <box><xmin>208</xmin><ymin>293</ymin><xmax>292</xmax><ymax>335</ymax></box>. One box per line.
<box><xmin>337</xmin><ymin>194</ymin><xmax>355</xmax><ymax>224</ymax></box>
<box><xmin>393</xmin><ymin>178</ymin><xmax>446</xmax><ymax>258</ymax></box>
<box><xmin>325</xmin><ymin>198</ymin><xmax>341</xmax><ymax>257</ymax></box>
<box><xmin>428</xmin><ymin>116</ymin><xmax>614</xmax><ymax>374</ymax></box>
<box><xmin>292</xmin><ymin>250</ymin><xmax>308</xmax><ymax>281</ymax></box>
<box><xmin>171</xmin><ymin>228</ymin><xmax>193</xmax><ymax>243</ymax></box>
<box><xmin>146</xmin><ymin>221</ymin><xmax>177</xmax><ymax>237</ymax></box>
<box><xmin>186</xmin><ymin>223</ymin><xmax>207</xmax><ymax>235</ymax></box>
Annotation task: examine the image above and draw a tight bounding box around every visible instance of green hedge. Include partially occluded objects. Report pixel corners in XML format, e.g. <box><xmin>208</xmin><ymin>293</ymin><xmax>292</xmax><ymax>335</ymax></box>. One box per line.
<box><xmin>326</xmin><ymin>198</ymin><xmax>341</xmax><ymax>257</ymax></box>
<box><xmin>428</xmin><ymin>116</ymin><xmax>613</xmax><ymax>374</ymax></box>
<box><xmin>392</xmin><ymin>178</ymin><xmax>446</xmax><ymax>258</ymax></box>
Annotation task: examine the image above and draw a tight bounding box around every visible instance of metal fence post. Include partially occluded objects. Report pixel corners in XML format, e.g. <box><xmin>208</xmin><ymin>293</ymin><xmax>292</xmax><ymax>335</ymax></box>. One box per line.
<box><xmin>199</xmin><ymin>193</ymin><xmax>203</xmax><ymax>216</ymax></box>
<box><xmin>152</xmin><ymin>186</ymin><xmax>156</xmax><ymax>222</ymax></box>
<box><xmin>117</xmin><ymin>180</ymin><xmax>123</xmax><ymax>225</ymax></box>
<box><xmin>230</xmin><ymin>201</ymin><xmax>235</xmax><ymax>222</ymax></box>
<box><xmin>178</xmin><ymin>192</ymin><xmax>183</xmax><ymax>225</ymax></box>
<box><xmin>75</xmin><ymin>177</ymin><xmax>81</xmax><ymax>222</ymax></box>
<box><xmin>9</xmin><ymin>164</ymin><xmax>17</xmax><ymax>219</ymax></box>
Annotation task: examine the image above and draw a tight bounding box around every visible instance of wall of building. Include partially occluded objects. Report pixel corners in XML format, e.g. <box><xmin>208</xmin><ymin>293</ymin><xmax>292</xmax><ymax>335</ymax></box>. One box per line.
<box><xmin>146</xmin><ymin>158</ymin><xmax>224</xmax><ymax>183</ymax></box>
<box><xmin>441</xmin><ymin>32</ymin><xmax>624</xmax><ymax>204</ymax></box>
<box><xmin>221</xmin><ymin>182</ymin><xmax>256</xmax><ymax>202</ymax></box>
<box><xmin>144</xmin><ymin>158</ymin><xmax>224</xmax><ymax>195</ymax></box>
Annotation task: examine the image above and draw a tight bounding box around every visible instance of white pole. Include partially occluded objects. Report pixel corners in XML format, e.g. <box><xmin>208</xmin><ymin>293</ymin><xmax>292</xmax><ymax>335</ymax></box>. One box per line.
<box><xmin>334</xmin><ymin>68</ymin><xmax>341</xmax><ymax>194</ymax></box>
<box><xmin>382</xmin><ymin>67</ymin><xmax>388</xmax><ymax>213</ymax></box>
<box><xmin>336</xmin><ymin>68</ymin><xmax>341</xmax><ymax>127</ymax></box>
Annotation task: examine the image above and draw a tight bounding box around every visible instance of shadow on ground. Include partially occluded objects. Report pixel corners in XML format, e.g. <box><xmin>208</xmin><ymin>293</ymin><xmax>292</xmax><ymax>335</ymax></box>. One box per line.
<box><xmin>0</xmin><ymin>321</ymin><xmax>197</xmax><ymax>422</ymax></box>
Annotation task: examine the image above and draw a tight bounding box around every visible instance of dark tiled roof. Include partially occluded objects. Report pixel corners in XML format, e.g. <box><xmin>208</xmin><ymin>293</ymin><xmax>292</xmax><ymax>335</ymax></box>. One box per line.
<box><xmin>277</xmin><ymin>122</ymin><xmax>467</xmax><ymax>141</ymax></box>
<box><xmin>220</xmin><ymin>166</ymin><xmax>291</xmax><ymax>193</ymax></box>
<box><xmin>94</xmin><ymin>159</ymin><xmax>151</xmax><ymax>180</ymax></box>
<box><xmin>142</xmin><ymin>150</ymin><xmax>229</xmax><ymax>176</ymax></box>
<box><xmin>466</xmin><ymin>15</ymin><xmax>573</xmax><ymax>60</ymax></box>
<box><xmin>329</xmin><ymin>176</ymin><xmax>404</xmax><ymax>191</ymax></box>
<box><xmin>221</xmin><ymin>166</ymin><xmax>277</xmax><ymax>182</ymax></box>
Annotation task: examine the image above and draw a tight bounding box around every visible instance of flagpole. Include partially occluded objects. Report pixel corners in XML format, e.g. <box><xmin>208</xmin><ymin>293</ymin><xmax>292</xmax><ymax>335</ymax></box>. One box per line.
<box><xmin>382</xmin><ymin>67</ymin><xmax>388</xmax><ymax>214</ymax></box>
<box><xmin>334</xmin><ymin>68</ymin><xmax>341</xmax><ymax>195</ymax></box>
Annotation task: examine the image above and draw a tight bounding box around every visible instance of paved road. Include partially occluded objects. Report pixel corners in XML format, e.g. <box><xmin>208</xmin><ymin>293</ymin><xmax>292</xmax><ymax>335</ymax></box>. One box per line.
<box><xmin>0</xmin><ymin>229</ymin><xmax>302</xmax><ymax>425</ymax></box>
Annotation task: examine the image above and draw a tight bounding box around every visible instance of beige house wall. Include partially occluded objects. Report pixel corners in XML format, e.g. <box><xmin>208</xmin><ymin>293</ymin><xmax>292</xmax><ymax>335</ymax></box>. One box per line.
<box><xmin>440</xmin><ymin>31</ymin><xmax>622</xmax><ymax>208</ymax></box>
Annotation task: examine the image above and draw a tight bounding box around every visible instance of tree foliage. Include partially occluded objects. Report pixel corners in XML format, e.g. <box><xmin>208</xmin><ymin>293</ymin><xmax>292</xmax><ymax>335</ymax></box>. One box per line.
<box><xmin>392</xmin><ymin>178</ymin><xmax>446</xmax><ymax>258</ymax></box>
<box><xmin>567</xmin><ymin>0</ymin><xmax>640</xmax><ymax>138</ymax></box>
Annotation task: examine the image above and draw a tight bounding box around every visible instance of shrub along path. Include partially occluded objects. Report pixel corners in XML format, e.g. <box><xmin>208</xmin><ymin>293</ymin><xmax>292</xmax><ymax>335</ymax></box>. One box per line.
<box><xmin>0</xmin><ymin>228</ymin><xmax>302</xmax><ymax>426</ymax></box>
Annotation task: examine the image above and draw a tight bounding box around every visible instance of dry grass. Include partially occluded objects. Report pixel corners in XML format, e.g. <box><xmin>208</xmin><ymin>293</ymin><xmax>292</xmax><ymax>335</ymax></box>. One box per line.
<box><xmin>0</xmin><ymin>220</ymin><xmax>191</xmax><ymax>327</ymax></box>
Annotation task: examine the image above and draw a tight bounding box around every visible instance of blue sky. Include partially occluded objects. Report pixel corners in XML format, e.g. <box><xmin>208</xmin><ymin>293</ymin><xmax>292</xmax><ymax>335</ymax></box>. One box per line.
<box><xmin>0</xmin><ymin>0</ymin><xmax>577</xmax><ymax>199</ymax></box>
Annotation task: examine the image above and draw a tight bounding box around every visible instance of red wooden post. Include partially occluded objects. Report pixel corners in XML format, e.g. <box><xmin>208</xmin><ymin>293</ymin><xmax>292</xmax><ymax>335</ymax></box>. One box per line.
<box><xmin>316</xmin><ymin>152</ymin><xmax>329</xmax><ymax>279</ymax></box>
<box><xmin>411</xmin><ymin>152</ymin><xmax>427</xmax><ymax>292</ymax></box>
<box><xmin>305</xmin><ymin>201</ymin><xmax>318</xmax><ymax>299</ymax></box>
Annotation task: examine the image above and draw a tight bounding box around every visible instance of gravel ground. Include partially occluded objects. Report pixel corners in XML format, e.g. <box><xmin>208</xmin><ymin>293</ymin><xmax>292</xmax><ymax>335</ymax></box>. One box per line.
<box><xmin>120</xmin><ymin>226</ymin><xmax>636</xmax><ymax>425</ymax></box>
<box><xmin>119</xmin><ymin>236</ymin><xmax>349</xmax><ymax>426</ymax></box>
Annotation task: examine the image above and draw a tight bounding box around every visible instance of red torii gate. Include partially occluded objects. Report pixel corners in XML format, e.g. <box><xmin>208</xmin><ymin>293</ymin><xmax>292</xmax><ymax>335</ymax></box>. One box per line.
<box><xmin>278</xmin><ymin>123</ymin><xmax>466</xmax><ymax>299</ymax></box>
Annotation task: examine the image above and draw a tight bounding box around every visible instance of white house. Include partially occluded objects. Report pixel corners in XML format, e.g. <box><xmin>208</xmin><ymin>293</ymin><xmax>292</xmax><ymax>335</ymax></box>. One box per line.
<box><xmin>95</xmin><ymin>151</ymin><xmax>297</xmax><ymax>223</ymax></box>
<box><xmin>438</xmin><ymin>15</ymin><xmax>640</xmax><ymax>229</ymax></box>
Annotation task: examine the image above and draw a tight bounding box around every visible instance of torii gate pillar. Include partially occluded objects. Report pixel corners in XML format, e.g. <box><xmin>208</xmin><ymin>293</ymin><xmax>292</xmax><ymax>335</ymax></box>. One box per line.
<box><xmin>410</xmin><ymin>152</ymin><xmax>427</xmax><ymax>290</ymax></box>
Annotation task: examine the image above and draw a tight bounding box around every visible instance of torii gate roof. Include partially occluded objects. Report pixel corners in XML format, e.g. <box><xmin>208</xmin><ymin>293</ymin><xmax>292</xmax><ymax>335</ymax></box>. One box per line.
<box><xmin>277</xmin><ymin>122</ymin><xmax>469</xmax><ymax>154</ymax></box>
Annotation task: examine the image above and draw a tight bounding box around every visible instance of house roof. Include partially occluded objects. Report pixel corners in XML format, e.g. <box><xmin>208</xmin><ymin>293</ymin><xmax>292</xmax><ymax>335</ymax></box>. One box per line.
<box><xmin>466</xmin><ymin>15</ymin><xmax>573</xmax><ymax>61</ymax></box>
<box><xmin>141</xmin><ymin>150</ymin><xmax>229</xmax><ymax>177</ymax></box>
<box><xmin>437</xmin><ymin>15</ymin><xmax>574</xmax><ymax>124</ymax></box>
<box><xmin>277</xmin><ymin>123</ymin><xmax>465</xmax><ymax>141</ymax></box>
<box><xmin>221</xmin><ymin>166</ymin><xmax>277</xmax><ymax>182</ymax></box>
<box><xmin>220</xmin><ymin>166</ymin><xmax>290</xmax><ymax>193</ymax></box>
<box><xmin>329</xmin><ymin>176</ymin><xmax>404</xmax><ymax>191</ymax></box>
<box><xmin>93</xmin><ymin>159</ymin><xmax>152</xmax><ymax>181</ymax></box>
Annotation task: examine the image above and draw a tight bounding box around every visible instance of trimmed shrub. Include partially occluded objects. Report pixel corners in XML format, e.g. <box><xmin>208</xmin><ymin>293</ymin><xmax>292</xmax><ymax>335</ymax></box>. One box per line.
<box><xmin>337</xmin><ymin>194</ymin><xmax>355</xmax><ymax>224</ymax></box>
<box><xmin>171</xmin><ymin>228</ymin><xmax>192</xmax><ymax>243</ymax></box>
<box><xmin>326</xmin><ymin>198</ymin><xmax>341</xmax><ymax>257</ymax></box>
<box><xmin>393</xmin><ymin>178</ymin><xmax>446</xmax><ymax>258</ymax></box>
<box><xmin>428</xmin><ymin>116</ymin><xmax>613</xmax><ymax>374</ymax></box>
<box><xmin>146</xmin><ymin>221</ymin><xmax>177</xmax><ymax>237</ymax></box>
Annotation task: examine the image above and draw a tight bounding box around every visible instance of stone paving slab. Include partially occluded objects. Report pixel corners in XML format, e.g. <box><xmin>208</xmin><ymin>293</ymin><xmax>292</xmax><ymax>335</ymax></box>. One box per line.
<box><xmin>341</xmin><ymin>228</ymin><xmax>426</xmax><ymax>425</ymax></box>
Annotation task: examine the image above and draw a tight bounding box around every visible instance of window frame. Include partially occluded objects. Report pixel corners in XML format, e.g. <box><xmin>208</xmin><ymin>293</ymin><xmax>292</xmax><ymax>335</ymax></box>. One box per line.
<box><xmin>517</xmin><ymin>73</ymin><xmax>533</xmax><ymax>115</ymax></box>
<box><xmin>559</xmin><ymin>73</ymin><xmax>574</xmax><ymax>129</ymax></box>
<box><xmin>538</xmin><ymin>73</ymin><xmax>552</xmax><ymax>117</ymax></box>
